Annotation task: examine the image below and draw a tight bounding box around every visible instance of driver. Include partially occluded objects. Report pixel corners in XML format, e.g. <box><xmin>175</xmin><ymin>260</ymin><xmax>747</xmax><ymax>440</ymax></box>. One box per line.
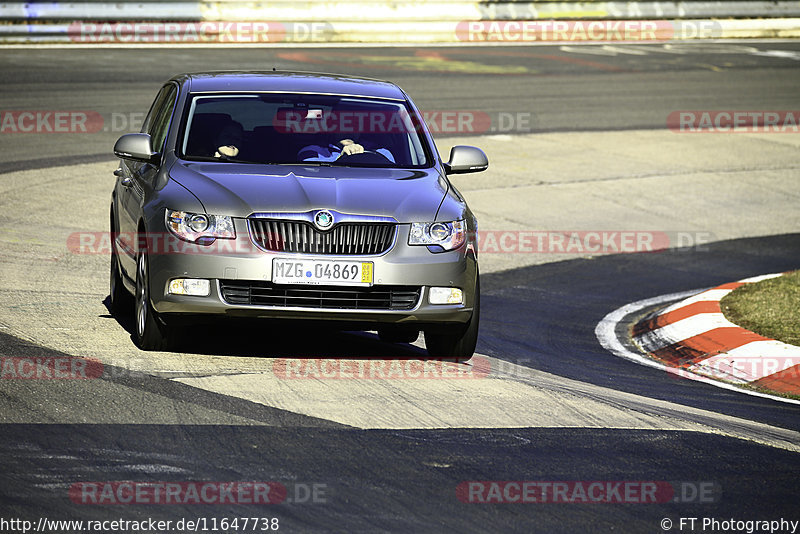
<box><xmin>298</xmin><ymin>138</ymin><xmax>363</xmax><ymax>162</ymax></box>
<box><xmin>298</xmin><ymin>138</ymin><xmax>395</xmax><ymax>163</ymax></box>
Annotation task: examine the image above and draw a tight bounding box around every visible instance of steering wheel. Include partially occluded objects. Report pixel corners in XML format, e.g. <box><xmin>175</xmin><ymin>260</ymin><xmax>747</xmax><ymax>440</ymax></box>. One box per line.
<box><xmin>336</xmin><ymin>150</ymin><xmax>392</xmax><ymax>164</ymax></box>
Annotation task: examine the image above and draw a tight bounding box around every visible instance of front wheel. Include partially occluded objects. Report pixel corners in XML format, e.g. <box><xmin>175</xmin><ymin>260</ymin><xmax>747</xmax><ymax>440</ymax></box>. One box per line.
<box><xmin>135</xmin><ymin>249</ymin><xmax>172</xmax><ymax>351</ymax></box>
<box><xmin>424</xmin><ymin>277</ymin><xmax>480</xmax><ymax>360</ymax></box>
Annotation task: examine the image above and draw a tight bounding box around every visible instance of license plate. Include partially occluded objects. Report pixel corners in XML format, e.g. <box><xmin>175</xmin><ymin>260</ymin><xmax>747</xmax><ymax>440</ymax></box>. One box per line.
<box><xmin>272</xmin><ymin>258</ymin><xmax>373</xmax><ymax>286</ymax></box>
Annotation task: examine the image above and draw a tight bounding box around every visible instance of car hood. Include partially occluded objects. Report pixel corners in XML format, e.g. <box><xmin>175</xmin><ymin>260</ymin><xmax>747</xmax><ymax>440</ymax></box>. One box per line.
<box><xmin>169</xmin><ymin>162</ymin><xmax>453</xmax><ymax>222</ymax></box>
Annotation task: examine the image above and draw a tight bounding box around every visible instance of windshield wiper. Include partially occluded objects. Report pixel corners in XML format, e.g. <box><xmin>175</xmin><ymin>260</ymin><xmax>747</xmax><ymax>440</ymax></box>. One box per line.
<box><xmin>298</xmin><ymin>161</ymin><xmax>332</xmax><ymax>167</ymax></box>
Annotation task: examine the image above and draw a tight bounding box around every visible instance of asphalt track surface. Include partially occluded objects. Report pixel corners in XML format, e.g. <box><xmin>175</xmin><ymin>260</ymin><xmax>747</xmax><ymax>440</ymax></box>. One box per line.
<box><xmin>1</xmin><ymin>44</ymin><xmax>800</xmax><ymax>532</ymax></box>
<box><xmin>3</xmin><ymin>42</ymin><xmax>800</xmax><ymax>170</ymax></box>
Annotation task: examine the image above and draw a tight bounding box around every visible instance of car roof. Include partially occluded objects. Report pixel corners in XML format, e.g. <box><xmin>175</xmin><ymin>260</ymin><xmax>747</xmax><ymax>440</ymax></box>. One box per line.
<box><xmin>171</xmin><ymin>71</ymin><xmax>408</xmax><ymax>101</ymax></box>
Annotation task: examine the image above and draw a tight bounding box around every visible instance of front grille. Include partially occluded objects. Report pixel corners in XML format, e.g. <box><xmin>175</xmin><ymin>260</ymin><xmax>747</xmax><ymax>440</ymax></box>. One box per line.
<box><xmin>248</xmin><ymin>219</ymin><xmax>395</xmax><ymax>255</ymax></box>
<box><xmin>219</xmin><ymin>280</ymin><xmax>421</xmax><ymax>310</ymax></box>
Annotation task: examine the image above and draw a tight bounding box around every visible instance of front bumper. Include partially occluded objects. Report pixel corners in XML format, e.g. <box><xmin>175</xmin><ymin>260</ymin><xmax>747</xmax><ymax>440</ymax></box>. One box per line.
<box><xmin>148</xmin><ymin>221</ymin><xmax>477</xmax><ymax>327</ymax></box>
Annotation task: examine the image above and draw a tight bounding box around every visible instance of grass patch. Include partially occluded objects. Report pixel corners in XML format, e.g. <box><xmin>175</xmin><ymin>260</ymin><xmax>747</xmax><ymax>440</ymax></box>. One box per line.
<box><xmin>720</xmin><ymin>271</ymin><xmax>800</xmax><ymax>347</ymax></box>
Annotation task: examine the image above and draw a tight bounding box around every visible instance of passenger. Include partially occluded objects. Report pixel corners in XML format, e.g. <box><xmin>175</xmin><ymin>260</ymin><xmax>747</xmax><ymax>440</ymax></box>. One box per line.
<box><xmin>214</xmin><ymin>121</ymin><xmax>244</xmax><ymax>159</ymax></box>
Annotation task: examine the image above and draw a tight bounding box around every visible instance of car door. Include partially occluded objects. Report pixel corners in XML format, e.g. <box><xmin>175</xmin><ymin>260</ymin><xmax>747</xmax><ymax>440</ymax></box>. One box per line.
<box><xmin>116</xmin><ymin>84</ymin><xmax>178</xmax><ymax>276</ymax></box>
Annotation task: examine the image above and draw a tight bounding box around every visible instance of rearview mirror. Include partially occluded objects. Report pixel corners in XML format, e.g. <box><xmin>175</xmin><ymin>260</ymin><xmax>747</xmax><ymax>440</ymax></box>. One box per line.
<box><xmin>113</xmin><ymin>133</ymin><xmax>159</xmax><ymax>164</ymax></box>
<box><xmin>444</xmin><ymin>145</ymin><xmax>488</xmax><ymax>175</ymax></box>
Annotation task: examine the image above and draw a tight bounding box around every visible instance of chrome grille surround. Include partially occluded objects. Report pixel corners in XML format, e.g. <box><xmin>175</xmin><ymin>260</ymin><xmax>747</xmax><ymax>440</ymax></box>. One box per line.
<box><xmin>248</xmin><ymin>210</ymin><xmax>397</xmax><ymax>256</ymax></box>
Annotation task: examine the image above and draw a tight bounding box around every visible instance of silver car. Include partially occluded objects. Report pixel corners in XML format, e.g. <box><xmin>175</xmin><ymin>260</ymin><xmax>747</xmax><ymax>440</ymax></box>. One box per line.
<box><xmin>110</xmin><ymin>71</ymin><xmax>487</xmax><ymax>359</ymax></box>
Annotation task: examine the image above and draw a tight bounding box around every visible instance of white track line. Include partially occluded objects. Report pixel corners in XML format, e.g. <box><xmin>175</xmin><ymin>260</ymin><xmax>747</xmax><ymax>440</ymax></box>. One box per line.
<box><xmin>595</xmin><ymin>290</ymin><xmax>800</xmax><ymax>405</ymax></box>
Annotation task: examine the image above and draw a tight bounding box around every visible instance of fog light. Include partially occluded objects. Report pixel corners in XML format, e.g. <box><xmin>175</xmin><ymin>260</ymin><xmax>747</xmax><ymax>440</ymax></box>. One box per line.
<box><xmin>429</xmin><ymin>287</ymin><xmax>463</xmax><ymax>305</ymax></box>
<box><xmin>168</xmin><ymin>278</ymin><xmax>210</xmax><ymax>296</ymax></box>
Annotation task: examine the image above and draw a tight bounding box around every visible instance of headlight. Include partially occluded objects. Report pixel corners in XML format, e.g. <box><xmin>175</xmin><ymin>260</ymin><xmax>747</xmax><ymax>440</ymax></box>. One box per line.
<box><xmin>408</xmin><ymin>220</ymin><xmax>466</xmax><ymax>251</ymax></box>
<box><xmin>166</xmin><ymin>209</ymin><xmax>235</xmax><ymax>243</ymax></box>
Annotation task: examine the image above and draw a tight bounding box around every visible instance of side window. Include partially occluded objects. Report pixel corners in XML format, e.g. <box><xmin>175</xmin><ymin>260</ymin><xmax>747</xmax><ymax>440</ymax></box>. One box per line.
<box><xmin>147</xmin><ymin>86</ymin><xmax>178</xmax><ymax>154</ymax></box>
<box><xmin>140</xmin><ymin>86</ymin><xmax>170</xmax><ymax>135</ymax></box>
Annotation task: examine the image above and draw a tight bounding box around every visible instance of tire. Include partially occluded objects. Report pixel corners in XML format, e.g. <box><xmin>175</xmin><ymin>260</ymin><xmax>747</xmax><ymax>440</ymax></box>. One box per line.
<box><xmin>378</xmin><ymin>327</ymin><xmax>419</xmax><ymax>344</ymax></box>
<box><xmin>134</xmin><ymin>249</ymin><xmax>172</xmax><ymax>351</ymax></box>
<box><xmin>424</xmin><ymin>277</ymin><xmax>480</xmax><ymax>360</ymax></box>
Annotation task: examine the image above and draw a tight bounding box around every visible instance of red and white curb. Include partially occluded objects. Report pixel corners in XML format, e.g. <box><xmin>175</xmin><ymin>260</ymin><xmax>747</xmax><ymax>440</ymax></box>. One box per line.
<box><xmin>633</xmin><ymin>273</ymin><xmax>800</xmax><ymax>396</ymax></box>
<box><xmin>596</xmin><ymin>275</ymin><xmax>800</xmax><ymax>404</ymax></box>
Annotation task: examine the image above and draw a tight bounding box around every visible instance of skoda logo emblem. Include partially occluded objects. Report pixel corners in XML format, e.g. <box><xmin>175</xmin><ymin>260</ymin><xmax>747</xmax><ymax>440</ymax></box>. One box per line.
<box><xmin>314</xmin><ymin>210</ymin><xmax>334</xmax><ymax>230</ymax></box>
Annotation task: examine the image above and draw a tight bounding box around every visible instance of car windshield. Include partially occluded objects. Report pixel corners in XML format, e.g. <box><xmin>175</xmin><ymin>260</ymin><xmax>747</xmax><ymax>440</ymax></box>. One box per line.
<box><xmin>179</xmin><ymin>93</ymin><xmax>431</xmax><ymax>168</ymax></box>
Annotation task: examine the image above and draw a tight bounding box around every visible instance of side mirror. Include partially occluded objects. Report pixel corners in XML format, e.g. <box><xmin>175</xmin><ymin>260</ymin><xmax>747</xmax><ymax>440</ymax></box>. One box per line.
<box><xmin>443</xmin><ymin>145</ymin><xmax>488</xmax><ymax>175</ymax></box>
<box><xmin>114</xmin><ymin>133</ymin><xmax>159</xmax><ymax>164</ymax></box>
